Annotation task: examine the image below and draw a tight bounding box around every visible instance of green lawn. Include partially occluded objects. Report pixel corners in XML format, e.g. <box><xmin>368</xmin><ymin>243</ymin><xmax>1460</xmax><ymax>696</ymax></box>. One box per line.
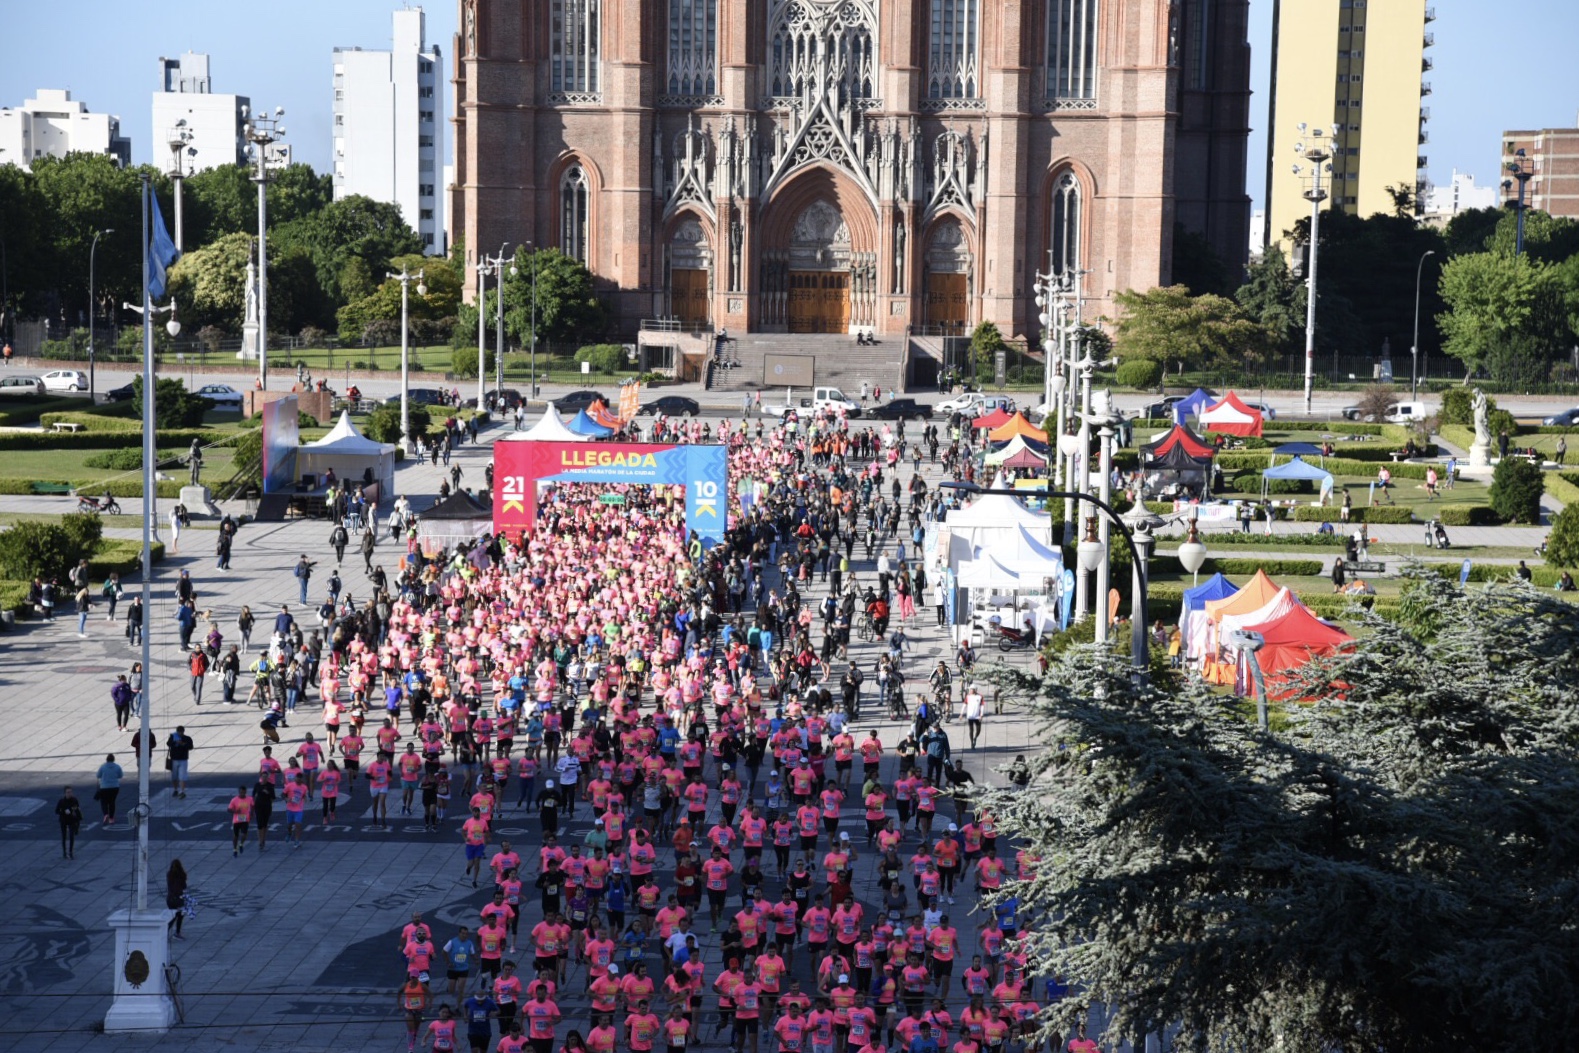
<box><xmin>0</xmin><ymin>447</ymin><xmax>235</xmax><ymax>488</ymax></box>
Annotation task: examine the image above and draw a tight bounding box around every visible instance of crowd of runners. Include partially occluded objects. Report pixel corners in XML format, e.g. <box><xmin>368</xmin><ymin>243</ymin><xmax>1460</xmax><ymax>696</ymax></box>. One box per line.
<box><xmin>158</xmin><ymin>405</ymin><xmax>1080</xmax><ymax>1052</ymax></box>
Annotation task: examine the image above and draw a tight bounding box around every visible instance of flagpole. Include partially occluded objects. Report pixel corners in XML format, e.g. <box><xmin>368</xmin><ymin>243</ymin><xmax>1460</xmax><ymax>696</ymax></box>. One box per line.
<box><xmin>137</xmin><ymin>173</ymin><xmax>154</xmax><ymax>914</ymax></box>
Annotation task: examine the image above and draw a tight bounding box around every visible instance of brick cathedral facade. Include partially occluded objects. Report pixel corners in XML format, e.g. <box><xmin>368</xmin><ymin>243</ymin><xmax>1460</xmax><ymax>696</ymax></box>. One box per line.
<box><xmin>451</xmin><ymin>0</ymin><xmax>1250</xmax><ymax>338</ymax></box>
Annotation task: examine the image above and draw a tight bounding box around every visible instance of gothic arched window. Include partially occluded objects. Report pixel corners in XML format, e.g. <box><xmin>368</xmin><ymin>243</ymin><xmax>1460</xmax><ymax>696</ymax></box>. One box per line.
<box><xmin>928</xmin><ymin>0</ymin><xmax>980</xmax><ymax>99</ymax></box>
<box><xmin>667</xmin><ymin>0</ymin><xmax>717</xmax><ymax>97</ymax></box>
<box><xmin>1049</xmin><ymin>171</ymin><xmax>1081</xmax><ymax>276</ymax></box>
<box><xmin>561</xmin><ymin>165</ymin><xmax>590</xmax><ymax>263</ymax></box>
<box><xmin>550</xmin><ymin>0</ymin><xmax>601</xmax><ymax>95</ymax></box>
<box><xmin>1046</xmin><ymin>0</ymin><xmax>1098</xmax><ymax>101</ymax></box>
<box><xmin>767</xmin><ymin>0</ymin><xmax>877</xmax><ymax>104</ymax></box>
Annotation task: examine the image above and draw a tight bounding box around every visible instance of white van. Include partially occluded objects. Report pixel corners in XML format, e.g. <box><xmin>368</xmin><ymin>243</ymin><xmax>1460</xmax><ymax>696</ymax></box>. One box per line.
<box><xmin>1384</xmin><ymin>401</ymin><xmax>1429</xmax><ymax>424</ymax></box>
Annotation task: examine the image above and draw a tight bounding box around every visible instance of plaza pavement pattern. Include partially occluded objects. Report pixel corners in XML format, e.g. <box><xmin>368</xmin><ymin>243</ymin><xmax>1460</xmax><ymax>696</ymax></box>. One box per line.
<box><xmin>0</xmin><ymin>419</ymin><xmax>1053</xmax><ymax>1053</ymax></box>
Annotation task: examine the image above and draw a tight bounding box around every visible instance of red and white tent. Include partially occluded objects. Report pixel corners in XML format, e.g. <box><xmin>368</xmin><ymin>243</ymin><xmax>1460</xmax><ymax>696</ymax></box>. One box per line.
<box><xmin>1244</xmin><ymin>604</ymin><xmax>1353</xmax><ymax>688</ymax></box>
<box><xmin>1198</xmin><ymin>391</ymin><xmax>1265</xmax><ymax>437</ymax></box>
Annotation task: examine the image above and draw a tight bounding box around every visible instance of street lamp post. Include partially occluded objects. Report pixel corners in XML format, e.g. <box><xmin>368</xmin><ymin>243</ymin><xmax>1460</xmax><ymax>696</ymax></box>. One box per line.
<box><xmin>476</xmin><ymin>244</ymin><xmax>510</xmax><ymax>411</ymax></box>
<box><xmin>387</xmin><ymin>266</ymin><xmax>427</xmax><ymax>451</ymax></box>
<box><xmin>1411</xmin><ymin>249</ymin><xmax>1436</xmax><ymax>399</ymax></box>
<box><xmin>167</xmin><ymin>121</ymin><xmax>194</xmax><ymax>252</ymax></box>
<box><xmin>1503</xmin><ymin>148</ymin><xmax>1533</xmax><ymax>257</ymax></box>
<box><xmin>88</xmin><ymin>228</ymin><xmax>112</xmax><ymax>401</ymax></box>
<box><xmin>243</xmin><ymin>106</ymin><xmax>285</xmax><ymax>389</ymax></box>
<box><xmin>526</xmin><ymin>244</ymin><xmax>540</xmax><ymax>397</ymax></box>
<box><xmin>1294</xmin><ymin>125</ymin><xmax>1335</xmax><ymax>414</ymax></box>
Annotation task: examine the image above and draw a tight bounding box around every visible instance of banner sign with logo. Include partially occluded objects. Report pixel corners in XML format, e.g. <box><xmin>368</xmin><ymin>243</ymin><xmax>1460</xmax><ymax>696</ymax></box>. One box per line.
<box><xmin>493</xmin><ymin>440</ymin><xmax>730</xmax><ymax>548</ymax></box>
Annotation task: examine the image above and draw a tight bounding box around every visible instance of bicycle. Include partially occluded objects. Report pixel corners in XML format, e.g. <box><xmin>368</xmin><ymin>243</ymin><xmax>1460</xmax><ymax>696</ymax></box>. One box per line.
<box><xmin>857</xmin><ymin>612</ymin><xmax>876</xmax><ymax>642</ymax></box>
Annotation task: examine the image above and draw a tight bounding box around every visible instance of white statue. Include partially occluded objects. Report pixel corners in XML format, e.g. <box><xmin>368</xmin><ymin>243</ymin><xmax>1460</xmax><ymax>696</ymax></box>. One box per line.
<box><xmin>1472</xmin><ymin>387</ymin><xmax>1490</xmax><ymax>448</ymax></box>
<box><xmin>243</xmin><ymin>252</ymin><xmax>259</xmax><ymax>325</ymax></box>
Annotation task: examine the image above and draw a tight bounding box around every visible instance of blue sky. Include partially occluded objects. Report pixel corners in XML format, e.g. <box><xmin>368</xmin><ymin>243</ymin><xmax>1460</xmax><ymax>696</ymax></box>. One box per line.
<box><xmin>2</xmin><ymin>0</ymin><xmax>1575</xmax><ymax>210</ymax></box>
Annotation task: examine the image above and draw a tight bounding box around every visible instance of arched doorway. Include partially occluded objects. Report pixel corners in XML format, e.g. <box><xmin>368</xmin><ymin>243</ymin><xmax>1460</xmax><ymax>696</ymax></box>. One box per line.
<box><xmin>667</xmin><ymin>217</ymin><xmax>712</xmax><ymax>329</ymax></box>
<box><xmin>923</xmin><ymin>217</ymin><xmax>972</xmax><ymax>333</ymax></box>
<box><xmin>758</xmin><ymin>169</ymin><xmax>880</xmax><ymax>333</ymax></box>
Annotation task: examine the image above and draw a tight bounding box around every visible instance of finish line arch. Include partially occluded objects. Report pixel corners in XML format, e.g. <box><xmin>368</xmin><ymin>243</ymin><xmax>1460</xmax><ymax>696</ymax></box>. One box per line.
<box><xmin>492</xmin><ymin>440</ymin><xmax>730</xmax><ymax>548</ymax></box>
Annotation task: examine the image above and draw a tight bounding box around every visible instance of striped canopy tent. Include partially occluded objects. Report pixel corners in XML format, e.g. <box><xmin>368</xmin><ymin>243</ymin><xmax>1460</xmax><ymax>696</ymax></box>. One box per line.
<box><xmin>1201</xmin><ymin>568</ymin><xmax>1282</xmax><ymax>682</ymax></box>
<box><xmin>1182</xmin><ymin>572</ymin><xmax>1238</xmax><ymax>661</ymax></box>
<box><xmin>972</xmin><ymin>407</ymin><xmax>1013</xmax><ymax>431</ymax></box>
<box><xmin>999</xmin><ymin>446</ymin><xmax>1049</xmax><ymax>470</ymax></box>
<box><xmin>1171</xmin><ymin>387</ymin><xmax>1217</xmax><ymax>423</ymax></box>
<box><xmin>985</xmin><ymin>434</ymin><xmax>1050</xmax><ymax>466</ymax></box>
<box><xmin>1198</xmin><ymin>391</ymin><xmax>1265</xmax><ymax>437</ymax></box>
<box><xmin>987</xmin><ymin>413</ymin><xmax>1045</xmax><ymax>443</ymax></box>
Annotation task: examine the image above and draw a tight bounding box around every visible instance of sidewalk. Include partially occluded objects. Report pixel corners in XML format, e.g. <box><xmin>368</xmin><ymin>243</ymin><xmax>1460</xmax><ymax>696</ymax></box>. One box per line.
<box><xmin>0</xmin><ymin>427</ymin><xmax>1049</xmax><ymax>1053</ymax></box>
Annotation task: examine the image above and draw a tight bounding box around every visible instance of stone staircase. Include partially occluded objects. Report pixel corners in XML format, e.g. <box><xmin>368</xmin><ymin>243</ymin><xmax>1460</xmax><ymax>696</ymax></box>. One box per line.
<box><xmin>711</xmin><ymin>333</ymin><xmax>908</xmax><ymax>393</ymax></box>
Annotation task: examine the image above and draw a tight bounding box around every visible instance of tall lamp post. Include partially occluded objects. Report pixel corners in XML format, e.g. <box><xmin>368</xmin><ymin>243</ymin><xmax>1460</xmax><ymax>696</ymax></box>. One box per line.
<box><xmin>1411</xmin><ymin>249</ymin><xmax>1436</xmax><ymax>399</ymax></box>
<box><xmin>1503</xmin><ymin>148</ymin><xmax>1533</xmax><ymax>257</ymax></box>
<box><xmin>88</xmin><ymin>227</ymin><xmax>113</xmax><ymax>401</ymax></box>
<box><xmin>1294</xmin><ymin>124</ymin><xmax>1335</xmax><ymax>414</ymax></box>
<box><xmin>476</xmin><ymin>244</ymin><xmax>510</xmax><ymax>410</ymax></box>
<box><xmin>243</xmin><ymin>106</ymin><xmax>285</xmax><ymax>389</ymax></box>
<box><xmin>388</xmin><ymin>266</ymin><xmax>426</xmax><ymax>452</ymax></box>
<box><xmin>524</xmin><ymin>243</ymin><xmax>540</xmax><ymax>397</ymax></box>
<box><xmin>166</xmin><ymin>121</ymin><xmax>194</xmax><ymax>252</ymax></box>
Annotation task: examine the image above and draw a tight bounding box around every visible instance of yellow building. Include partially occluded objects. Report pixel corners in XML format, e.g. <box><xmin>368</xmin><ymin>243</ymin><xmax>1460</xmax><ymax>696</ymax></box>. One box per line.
<box><xmin>1263</xmin><ymin>0</ymin><xmax>1433</xmax><ymax>251</ymax></box>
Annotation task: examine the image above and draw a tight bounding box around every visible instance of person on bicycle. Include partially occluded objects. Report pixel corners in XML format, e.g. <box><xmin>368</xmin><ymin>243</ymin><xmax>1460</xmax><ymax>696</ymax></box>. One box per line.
<box><xmin>955</xmin><ymin>640</ymin><xmax>976</xmax><ymax>678</ymax></box>
<box><xmin>928</xmin><ymin>662</ymin><xmax>953</xmax><ymax>721</ymax></box>
<box><xmin>866</xmin><ymin>592</ymin><xmax>890</xmax><ymax>639</ymax></box>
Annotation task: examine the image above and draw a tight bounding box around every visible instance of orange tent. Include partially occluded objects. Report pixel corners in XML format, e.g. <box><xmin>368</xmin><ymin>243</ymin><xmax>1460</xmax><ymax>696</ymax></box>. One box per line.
<box><xmin>1200</xmin><ymin>569</ymin><xmax>1282</xmax><ymax>683</ymax></box>
<box><xmin>972</xmin><ymin>408</ymin><xmax>1012</xmax><ymax>431</ymax></box>
<box><xmin>987</xmin><ymin>413</ymin><xmax>1045</xmax><ymax>443</ymax></box>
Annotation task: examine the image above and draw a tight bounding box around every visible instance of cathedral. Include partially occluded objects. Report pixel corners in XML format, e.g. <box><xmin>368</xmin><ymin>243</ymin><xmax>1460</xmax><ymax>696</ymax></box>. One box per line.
<box><xmin>450</xmin><ymin>0</ymin><xmax>1249</xmax><ymax>340</ymax></box>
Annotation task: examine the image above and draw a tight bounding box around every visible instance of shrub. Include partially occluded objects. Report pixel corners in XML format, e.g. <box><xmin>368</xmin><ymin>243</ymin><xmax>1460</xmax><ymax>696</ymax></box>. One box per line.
<box><xmin>58</xmin><ymin>512</ymin><xmax>105</xmax><ymax>559</ymax></box>
<box><xmin>1547</xmin><ymin>501</ymin><xmax>1579</xmax><ymax>569</ymax></box>
<box><xmin>1114</xmin><ymin>359</ymin><xmax>1163</xmax><ymax>390</ymax></box>
<box><xmin>84</xmin><ymin>448</ymin><xmax>158</xmax><ymax>471</ymax></box>
<box><xmin>1436</xmin><ymin>504</ymin><xmax>1504</xmax><ymax>527</ymax></box>
<box><xmin>1292</xmin><ymin>505</ymin><xmax>1415</xmax><ymax>524</ymax></box>
<box><xmin>366</xmin><ymin>403</ymin><xmax>431</xmax><ymax>444</ymax></box>
<box><xmin>1355</xmin><ymin>384</ymin><xmax>1398</xmax><ymax>424</ymax></box>
<box><xmin>133</xmin><ymin>375</ymin><xmax>209</xmax><ymax>428</ymax></box>
<box><xmin>299</xmin><ymin>325</ymin><xmax>331</xmax><ymax>349</ymax></box>
<box><xmin>452</xmin><ymin>346</ymin><xmax>497</xmax><ymax>379</ymax></box>
<box><xmin>38</xmin><ymin>328</ymin><xmax>90</xmax><ymax>360</ymax></box>
<box><xmin>1439</xmin><ymin>386</ymin><xmax>1474</xmax><ymax>426</ymax></box>
<box><xmin>1204</xmin><ymin>557</ymin><xmax>1325</xmax><ymax>577</ymax></box>
<box><xmin>37</xmin><ymin>410</ymin><xmax>140</xmax><ymax>433</ymax></box>
<box><xmin>1488</xmin><ymin>457</ymin><xmax>1544</xmax><ymax>524</ymax></box>
<box><xmin>0</xmin><ymin>521</ymin><xmax>83</xmax><ymax>582</ymax></box>
<box><xmin>574</xmin><ymin>344</ymin><xmax>625</xmax><ymax>375</ymax></box>
<box><xmin>1545</xmin><ymin>472</ymin><xmax>1579</xmax><ymax>507</ymax></box>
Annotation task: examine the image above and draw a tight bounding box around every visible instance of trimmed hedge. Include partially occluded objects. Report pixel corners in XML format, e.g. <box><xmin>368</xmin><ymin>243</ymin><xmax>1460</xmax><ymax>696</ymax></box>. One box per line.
<box><xmin>1435</xmin><ymin>504</ymin><xmax>1504</xmax><ymax>527</ymax></box>
<box><xmin>1204</xmin><ymin>557</ymin><xmax>1325</xmax><ymax>577</ymax></box>
<box><xmin>0</xmin><ymin>427</ymin><xmax>218</xmax><ymax>451</ymax></box>
<box><xmin>1217</xmin><ymin>452</ymin><xmax>1436</xmax><ymax>480</ymax></box>
<box><xmin>0</xmin><ymin>477</ymin><xmax>184</xmax><ymax>498</ymax></box>
<box><xmin>1292</xmin><ymin>505</ymin><xmax>1415</xmax><ymax>524</ymax></box>
<box><xmin>88</xmin><ymin>539</ymin><xmax>167</xmax><ymax>579</ymax></box>
<box><xmin>1176</xmin><ymin>531</ymin><xmax>1349</xmax><ymax>549</ymax></box>
<box><xmin>37</xmin><ymin>409</ymin><xmax>141</xmax><ymax>432</ymax></box>
<box><xmin>1544</xmin><ymin>472</ymin><xmax>1579</xmax><ymax>507</ymax></box>
<box><xmin>1420</xmin><ymin>561</ymin><xmax>1563</xmax><ymax>587</ymax></box>
<box><xmin>0</xmin><ymin>397</ymin><xmax>88</xmax><ymax>428</ymax></box>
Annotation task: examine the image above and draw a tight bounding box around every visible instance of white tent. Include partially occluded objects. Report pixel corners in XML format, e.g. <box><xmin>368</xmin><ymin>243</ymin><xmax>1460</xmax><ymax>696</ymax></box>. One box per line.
<box><xmin>1218</xmin><ymin>587</ymin><xmax>1305</xmax><ymax>656</ymax></box>
<box><xmin>498</xmin><ymin>403</ymin><xmax>591</xmax><ymax>443</ymax></box>
<box><xmin>995</xmin><ymin>524</ymin><xmax>1064</xmax><ymax>578</ymax></box>
<box><xmin>296</xmin><ymin>411</ymin><xmax>396</xmax><ymax>498</ymax></box>
<box><xmin>956</xmin><ymin>552</ymin><xmax>1025</xmax><ymax>590</ymax></box>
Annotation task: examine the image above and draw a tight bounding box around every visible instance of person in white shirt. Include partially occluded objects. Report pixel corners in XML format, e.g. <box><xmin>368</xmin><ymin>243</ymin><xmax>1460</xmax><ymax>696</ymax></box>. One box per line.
<box><xmin>962</xmin><ymin>686</ymin><xmax>985</xmax><ymax>749</ymax></box>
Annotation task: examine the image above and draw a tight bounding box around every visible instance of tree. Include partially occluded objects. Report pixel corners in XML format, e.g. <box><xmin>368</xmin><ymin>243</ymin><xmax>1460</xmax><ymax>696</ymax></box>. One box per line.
<box><xmin>1111</xmin><ymin>285</ymin><xmax>1274</xmax><ymax>373</ymax></box>
<box><xmin>1441</xmin><ymin>206</ymin><xmax>1504</xmax><ymax>257</ymax></box>
<box><xmin>1436</xmin><ymin>251</ymin><xmax>1565</xmax><ymax>379</ymax></box>
<box><xmin>1489</xmin><ymin>456</ymin><xmax>1545</xmax><ymax>524</ymax></box>
<box><xmin>335</xmin><ymin>252</ymin><xmax>463</xmax><ymax>344</ymax></box>
<box><xmin>183</xmin><ymin>163</ymin><xmax>257</xmax><ymax>246</ymax></box>
<box><xmin>977</xmin><ymin>577</ymin><xmax>1579</xmax><ymax>1053</ymax></box>
<box><xmin>1484</xmin><ymin>208</ymin><xmax>1579</xmax><ymax>264</ymax></box>
<box><xmin>132</xmin><ymin>375</ymin><xmax>210</xmax><ymax>428</ymax></box>
<box><xmin>0</xmin><ymin>163</ymin><xmax>52</xmax><ymax>321</ymax></box>
<box><xmin>166</xmin><ymin>232</ymin><xmax>253</xmax><ymax>333</ymax></box>
<box><xmin>272</xmin><ymin>194</ymin><xmax>421</xmax><ymax>308</ymax></box>
<box><xmin>1170</xmin><ymin>223</ymin><xmax>1234</xmax><ymax>298</ymax></box>
<box><xmin>1234</xmin><ymin>245</ymin><xmax>1304</xmax><ymax>355</ymax></box>
<box><xmin>499</xmin><ymin>247</ymin><xmax>608</xmax><ymax>346</ymax></box>
<box><xmin>366</xmin><ymin>402</ymin><xmax>430</xmax><ymax>444</ymax></box>
<box><xmin>1547</xmin><ymin>500</ymin><xmax>1579</xmax><ymax>569</ymax></box>
<box><xmin>29</xmin><ymin>153</ymin><xmax>147</xmax><ymax>313</ymax></box>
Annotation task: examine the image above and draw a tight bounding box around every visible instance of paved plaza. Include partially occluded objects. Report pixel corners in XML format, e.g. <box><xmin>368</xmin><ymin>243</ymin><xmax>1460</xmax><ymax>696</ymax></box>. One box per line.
<box><xmin>0</xmin><ymin>416</ymin><xmax>1050</xmax><ymax>1053</ymax></box>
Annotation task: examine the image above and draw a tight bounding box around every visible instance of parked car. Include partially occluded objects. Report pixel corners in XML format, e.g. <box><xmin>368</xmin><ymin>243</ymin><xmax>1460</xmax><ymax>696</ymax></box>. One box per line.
<box><xmin>936</xmin><ymin>391</ymin><xmax>1015</xmax><ymax>417</ymax></box>
<box><xmin>41</xmin><ymin>369</ymin><xmax>88</xmax><ymax>392</ymax></box>
<box><xmin>0</xmin><ymin>375</ymin><xmax>45</xmax><ymax>397</ymax></box>
<box><xmin>104</xmin><ymin>381</ymin><xmax>136</xmax><ymax>403</ymax></box>
<box><xmin>866</xmin><ymin>398</ymin><xmax>934</xmax><ymax>421</ymax></box>
<box><xmin>555</xmin><ymin>389</ymin><xmax>610</xmax><ymax>412</ymax></box>
<box><xmin>1384</xmin><ymin>400</ymin><xmax>1430</xmax><ymax>424</ymax></box>
<box><xmin>1340</xmin><ymin>404</ymin><xmax>1370</xmax><ymax>421</ymax></box>
<box><xmin>1136</xmin><ymin>395</ymin><xmax>1191</xmax><ymax>420</ymax></box>
<box><xmin>1543</xmin><ymin>407</ymin><xmax>1579</xmax><ymax>427</ymax></box>
<box><xmin>382</xmin><ymin>387</ymin><xmax>452</xmax><ymax>408</ymax></box>
<box><xmin>195</xmin><ymin>383</ymin><xmax>244</xmax><ymax>410</ymax></box>
<box><xmin>1245</xmin><ymin>401</ymin><xmax>1278</xmax><ymax>421</ymax></box>
<box><xmin>640</xmin><ymin>395</ymin><xmax>700</xmax><ymax>417</ymax></box>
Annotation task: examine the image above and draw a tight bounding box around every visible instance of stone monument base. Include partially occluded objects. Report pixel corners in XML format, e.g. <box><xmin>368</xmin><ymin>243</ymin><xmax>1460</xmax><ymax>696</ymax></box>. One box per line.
<box><xmin>239</xmin><ymin>320</ymin><xmax>260</xmax><ymax>361</ymax></box>
<box><xmin>1470</xmin><ymin>443</ymin><xmax>1492</xmax><ymax>467</ymax></box>
<box><xmin>179</xmin><ymin>485</ymin><xmax>220</xmax><ymax>517</ymax></box>
<box><xmin>103</xmin><ymin>908</ymin><xmax>177</xmax><ymax>1033</ymax></box>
